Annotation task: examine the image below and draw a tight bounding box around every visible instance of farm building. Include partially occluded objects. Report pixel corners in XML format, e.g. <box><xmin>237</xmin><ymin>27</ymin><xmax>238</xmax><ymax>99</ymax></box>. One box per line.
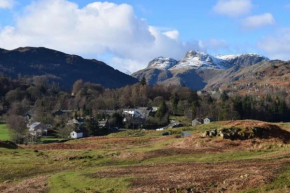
<box><xmin>204</xmin><ymin>118</ymin><xmax>216</xmax><ymax>124</ymax></box>
<box><xmin>192</xmin><ymin>118</ymin><xmax>204</xmax><ymax>126</ymax></box>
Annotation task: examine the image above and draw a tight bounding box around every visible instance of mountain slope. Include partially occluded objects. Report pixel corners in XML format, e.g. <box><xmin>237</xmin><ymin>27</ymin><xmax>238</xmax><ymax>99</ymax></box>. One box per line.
<box><xmin>216</xmin><ymin>53</ymin><xmax>269</xmax><ymax>68</ymax></box>
<box><xmin>132</xmin><ymin>50</ymin><xmax>269</xmax><ymax>90</ymax></box>
<box><xmin>205</xmin><ymin>60</ymin><xmax>290</xmax><ymax>95</ymax></box>
<box><xmin>0</xmin><ymin>47</ymin><xmax>138</xmax><ymax>88</ymax></box>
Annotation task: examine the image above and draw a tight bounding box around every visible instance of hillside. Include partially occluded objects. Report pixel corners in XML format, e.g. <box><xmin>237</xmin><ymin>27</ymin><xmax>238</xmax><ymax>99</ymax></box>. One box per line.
<box><xmin>132</xmin><ymin>50</ymin><xmax>269</xmax><ymax>90</ymax></box>
<box><xmin>2</xmin><ymin>120</ymin><xmax>290</xmax><ymax>192</ymax></box>
<box><xmin>206</xmin><ymin>60</ymin><xmax>290</xmax><ymax>95</ymax></box>
<box><xmin>0</xmin><ymin>47</ymin><xmax>138</xmax><ymax>88</ymax></box>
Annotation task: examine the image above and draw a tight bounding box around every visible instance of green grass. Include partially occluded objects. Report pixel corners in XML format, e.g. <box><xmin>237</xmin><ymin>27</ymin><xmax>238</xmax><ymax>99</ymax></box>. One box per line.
<box><xmin>170</xmin><ymin>116</ymin><xmax>191</xmax><ymax>126</ymax></box>
<box><xmin>0</xmin><ymin>124</ymin><xmax>10</xmax><ymax>141</ymax></box>
<box><xmin>48</xmin><ymin>171</ymin><xmax>130</xmax><ymax>193</ymax></box>
<box><xmin>40</xmin><ymin>137</ymin><xmax>65</xmax><ymax>144</ymax></box>
<box><xmin>181</xmin><ymin>122</ymin><xmax>223</xmax><ymax>133</ymax></box>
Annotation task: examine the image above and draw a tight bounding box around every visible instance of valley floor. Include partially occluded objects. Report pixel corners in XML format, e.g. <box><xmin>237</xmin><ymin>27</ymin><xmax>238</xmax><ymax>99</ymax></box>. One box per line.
<box><xmin>1</xmin><ymin>121</ymin><xmax>290</xmax><ymax>192</ymax></box>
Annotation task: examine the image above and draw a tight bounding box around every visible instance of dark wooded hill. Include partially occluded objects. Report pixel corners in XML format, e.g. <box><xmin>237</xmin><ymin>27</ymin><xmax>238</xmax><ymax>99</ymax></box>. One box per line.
<box><xmin>0</xmin><ymin>47</ymin><xmax>138</xmax><ymax>88</ymax></box>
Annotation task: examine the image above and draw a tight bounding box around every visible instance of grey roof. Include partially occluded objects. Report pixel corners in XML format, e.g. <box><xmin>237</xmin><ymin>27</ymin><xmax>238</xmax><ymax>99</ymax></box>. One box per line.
<box><xmin>192</xmin><ymin>118</ymin><xmax>203</xmax><ymax>122</ymax></box>
<box><xmin>30</xmin><ymin>122</ymin><xmax>41</xmax><ymax>127</ymax></box>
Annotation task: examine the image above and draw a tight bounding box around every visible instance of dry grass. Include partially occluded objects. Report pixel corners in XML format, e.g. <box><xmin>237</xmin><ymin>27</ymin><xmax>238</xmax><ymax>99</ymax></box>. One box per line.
<box><xmin>2</xmin><ymin>120</ymin><xmax>290</xmax><ymax>192</ymax></box>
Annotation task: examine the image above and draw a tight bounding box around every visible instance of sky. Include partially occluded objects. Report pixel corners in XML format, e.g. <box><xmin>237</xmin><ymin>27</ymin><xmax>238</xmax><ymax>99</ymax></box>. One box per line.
<box><xmin>0</xmin><ymin>0</ymin><xmax>289</xmax><ymax>73</ymax></box>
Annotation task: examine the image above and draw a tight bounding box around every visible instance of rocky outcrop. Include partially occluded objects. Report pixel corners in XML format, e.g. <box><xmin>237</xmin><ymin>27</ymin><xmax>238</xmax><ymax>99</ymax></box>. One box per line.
<box><xmin>203</xmin><ymin>123</ymin><xmax>290</xmax><ymax>142</ymax></box>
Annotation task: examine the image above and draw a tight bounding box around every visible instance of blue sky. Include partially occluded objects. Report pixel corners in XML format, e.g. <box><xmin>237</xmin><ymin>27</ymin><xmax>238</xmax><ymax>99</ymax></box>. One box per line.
<box><xmin>0</xmin><ymin>0</ymin><xmax>289</xmax><ymax>72</ymax></box>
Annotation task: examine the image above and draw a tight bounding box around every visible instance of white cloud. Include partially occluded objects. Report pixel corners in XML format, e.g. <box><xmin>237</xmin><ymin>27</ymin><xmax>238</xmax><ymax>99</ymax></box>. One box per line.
<box><xmin>0</xmin><ymin>0</ymin><xmax>14</xmax><ymax>9</ymax></box>
<box><xmin>242</xmin><ymin>13</ymin><xmax>275</xmax><ymax>29</ymax></box>
<box><xmin>258</xmin><ymin>28</ymin><xmax>290</xmax><ymax>60</ymax></box>
<box><xmin>163</xmin><ymin>30</ymin><xmax>180</xmax><ymax>40</ymax></box>
<box><xmin>0</xmin><ymin>0</ymin><xmax>205</xmax><ymax>72</ymax></box>
<box><xmin>285</xmin><ymin>4</ymin><xmax>290</xmax><ymax>8</ymax></box>
<box><xmin>213</xmin><ymin>0</ymin><xmax>252</xmax><ymax>17</ymax></box>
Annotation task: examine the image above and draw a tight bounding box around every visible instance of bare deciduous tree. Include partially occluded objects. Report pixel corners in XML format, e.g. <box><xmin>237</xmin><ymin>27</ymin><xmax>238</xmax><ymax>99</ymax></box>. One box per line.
<box><xmin>6</xmin><ymin>115</ymin><xmax>28</xmax><ymax>144</ymax></box>
<box><xmin>72</xmin><ymin>79</ymin><xmax>83</xmax><ymax>95</ymax></box>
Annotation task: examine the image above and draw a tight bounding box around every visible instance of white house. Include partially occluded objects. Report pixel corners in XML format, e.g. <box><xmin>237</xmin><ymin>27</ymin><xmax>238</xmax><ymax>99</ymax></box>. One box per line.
<box><xmin>204</xmin><ymin>118</ymin><xmax>216</xmax><ymax>124</ymax></box>
<box><xmin>70</xmin><ymin>131</ymin><xmax>83</xmax><ymax>139</ymax></box>
<box><xmin>67</xmin><ymin>118</ymin><xmax>84</xmax><ymax>126</ymax></box>
<box><xmin>123</xmin><ymin>109</ymin><xmax>138</xmax><ymax>116</ymax></box>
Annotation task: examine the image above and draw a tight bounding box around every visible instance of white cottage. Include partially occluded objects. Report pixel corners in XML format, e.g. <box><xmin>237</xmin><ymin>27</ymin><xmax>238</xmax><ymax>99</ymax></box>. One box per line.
<box><xmin>204</xmin><ymin>118</ymin><xmax>216</xmax><ymax>124</ymax></box>
<box><xmin>70</xmin><ymin>131</ymin><xmax>83</xmax><ymax>139</ymax></box>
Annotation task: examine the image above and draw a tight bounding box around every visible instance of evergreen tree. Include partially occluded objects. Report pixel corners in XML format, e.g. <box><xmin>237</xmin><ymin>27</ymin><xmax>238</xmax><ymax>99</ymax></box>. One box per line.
<box><xmin>156</xmin><ymin>101</ymin><xmax>168</xmax><ymax>119</ymax></box>
<box><xmin>140</xmin><ymin>77</ymin><xmax>147</xmax><ymax>86</ymax></box>
<box><xmin>191</xmin><ymin>100</ymin><xmax>200</xmax><ymax>119</ymax></box>
<box><xmin>85</xmin><ymin>119</ymin><xmax>99</xmax><ymax>136</ymax></box>
<box><xmin>170</xmin><ymin>93</ymin><xmax>179</xmax><ymax>115</ymax></box>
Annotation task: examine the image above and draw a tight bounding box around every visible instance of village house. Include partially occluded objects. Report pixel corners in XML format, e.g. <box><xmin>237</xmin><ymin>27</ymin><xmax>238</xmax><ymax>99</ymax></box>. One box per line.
<box><xmin>99</xmin><ymin>119</ymin><xmax>109</xmax><ymax>128</ymax></box>
<box><xmin>70</xmin><ymin>130</ymin><xmax>83</xmax><ymax>139</ymax></box>
<box><xmin>204</xmin><ymin>117</ymin><xmax>216</xmax><ymax>124</ymax></box>
<box><xmin>67</xmin><ymin>118</ymin><xmax>85</xmax><ymax>126</ymax></box>
<box><xmin>123</xmin><ymin>107</ymin><xmax>158</xmax><ymax>119</ymax></box>
<box><xmin>70</xmin><ymin>126</ymin><xmax>89</xmax><ymax>139</ymax></box>
<box><xmin>28</xmin><ymin>122</ymin><xmax>50</xmax><ymax>136</ymax></box>
<box><xmin>122</xmin><ymin>107</ymin><xmax>159</xmax><ymax>126</ymax></box>
<box><xmin>192</xmin><ymin>118</ymin><xmax>204</xmax><ymax>126</ymax></box>
<box><xmin>192</xmin><ymin>117</ymin><xmax>216</xmax><ymax>126</ymax></box>
<box><xmin>123</xmin><ymin>108</ymin><xmax>147</xmax><ymax>125</ymax></box>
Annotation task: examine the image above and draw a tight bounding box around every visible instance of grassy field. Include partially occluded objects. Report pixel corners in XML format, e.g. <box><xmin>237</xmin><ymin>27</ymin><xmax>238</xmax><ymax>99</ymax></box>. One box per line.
<box><xmin>1</xmin><ymin>119</ymin><xmax>290</xmax><ymax>192</ymax></box>
<box><xmin>40</xmin><ymin>137</ymin><xmax>65</xmax><ymax>144</ymax></box>
<box><xmin>0</xmin><ymin>124</ymin><xmax>10</xmax><ymax>141</ymax></box>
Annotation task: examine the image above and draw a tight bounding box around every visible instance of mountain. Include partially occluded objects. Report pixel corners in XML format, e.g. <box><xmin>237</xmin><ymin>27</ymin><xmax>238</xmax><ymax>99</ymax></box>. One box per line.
<box><xmin>205</xmin><ymin>60</ymin><xmax>290</xmax><ymax>96</ymax></box>
<box><xmin>0</xmin><ymin>47</ymin><xmax>138</xmax><ymax>88</ymax></box>
<box><xmin>132</xmin><ymin>50</ymin><xmax>269</xmax><ymax>90</ymax></box>
<box><xmin>215</xmin><ymin>53</ymin><xmax>269</xmax><ymax>68</ymax></box>
<box><xmin>170</xmin><ymin>50</ymin><xmax>232</xmax><ymax>70</ymax></box>
<box><xmin>147</xmin><ymin>57</ymin><xmax>178</xmax><ymax>69</ymax></box>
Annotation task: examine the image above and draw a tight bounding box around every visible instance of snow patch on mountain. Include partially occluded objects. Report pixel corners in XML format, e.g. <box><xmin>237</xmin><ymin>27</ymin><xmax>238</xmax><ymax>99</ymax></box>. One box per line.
<box><xmin>144</xmin><ymin>51</ymin><xmax>269</xmax><ymax>72</ymax></box>
<box><xmin>148</xmin><ymin>57</ymin><xmax>178</xmax><ymax>70</ymax></box>
<box><xmin>170</xmin><ymin>50</ymin><xmax>228</xmax><ymax>70</ymax></box>
<box><xmin>215</xmin><ymin>53</ymin><xmax>268</xmax><ymax>61</ymax></box>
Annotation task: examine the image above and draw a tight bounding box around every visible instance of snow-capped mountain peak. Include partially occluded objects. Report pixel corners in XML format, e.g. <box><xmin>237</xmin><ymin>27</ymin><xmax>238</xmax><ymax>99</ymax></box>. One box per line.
<box><xmin>215</xmin><ymin>53</ymin><xmax>268</xmax><ymax>61</ymax></box>
<box><xmin>170</xmin><ymin>50</ymin><xmax>227</xmax><ymax>70</ymax></box>
<box><xmin>147</xmin><ymin>57</ymin><xmax>178</xmax><ymax>70</ymax></box>
<box><xmin>215</xmin><ymin>53</ymin><xmax>269</xmax><ymax>67</ymax></box>
<box><xmin>144</xmin><ymin>51</ymin><xmax>269</xmax><ymax>72</ymax></box>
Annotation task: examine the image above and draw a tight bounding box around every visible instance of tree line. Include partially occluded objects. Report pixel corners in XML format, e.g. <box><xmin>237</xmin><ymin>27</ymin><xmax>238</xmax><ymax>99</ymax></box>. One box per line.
<box><xmin>0</xmin><ymin>74</ymin><xmax>290</xmax><ymax>143</ymax></box>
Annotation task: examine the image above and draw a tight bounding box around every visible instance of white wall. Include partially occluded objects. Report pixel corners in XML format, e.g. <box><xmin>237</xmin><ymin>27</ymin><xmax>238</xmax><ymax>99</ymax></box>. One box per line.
<box><xmin>70</xmin><ymin>132</ymin><xmax>83</xmax><ymax>139</ymax></box>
